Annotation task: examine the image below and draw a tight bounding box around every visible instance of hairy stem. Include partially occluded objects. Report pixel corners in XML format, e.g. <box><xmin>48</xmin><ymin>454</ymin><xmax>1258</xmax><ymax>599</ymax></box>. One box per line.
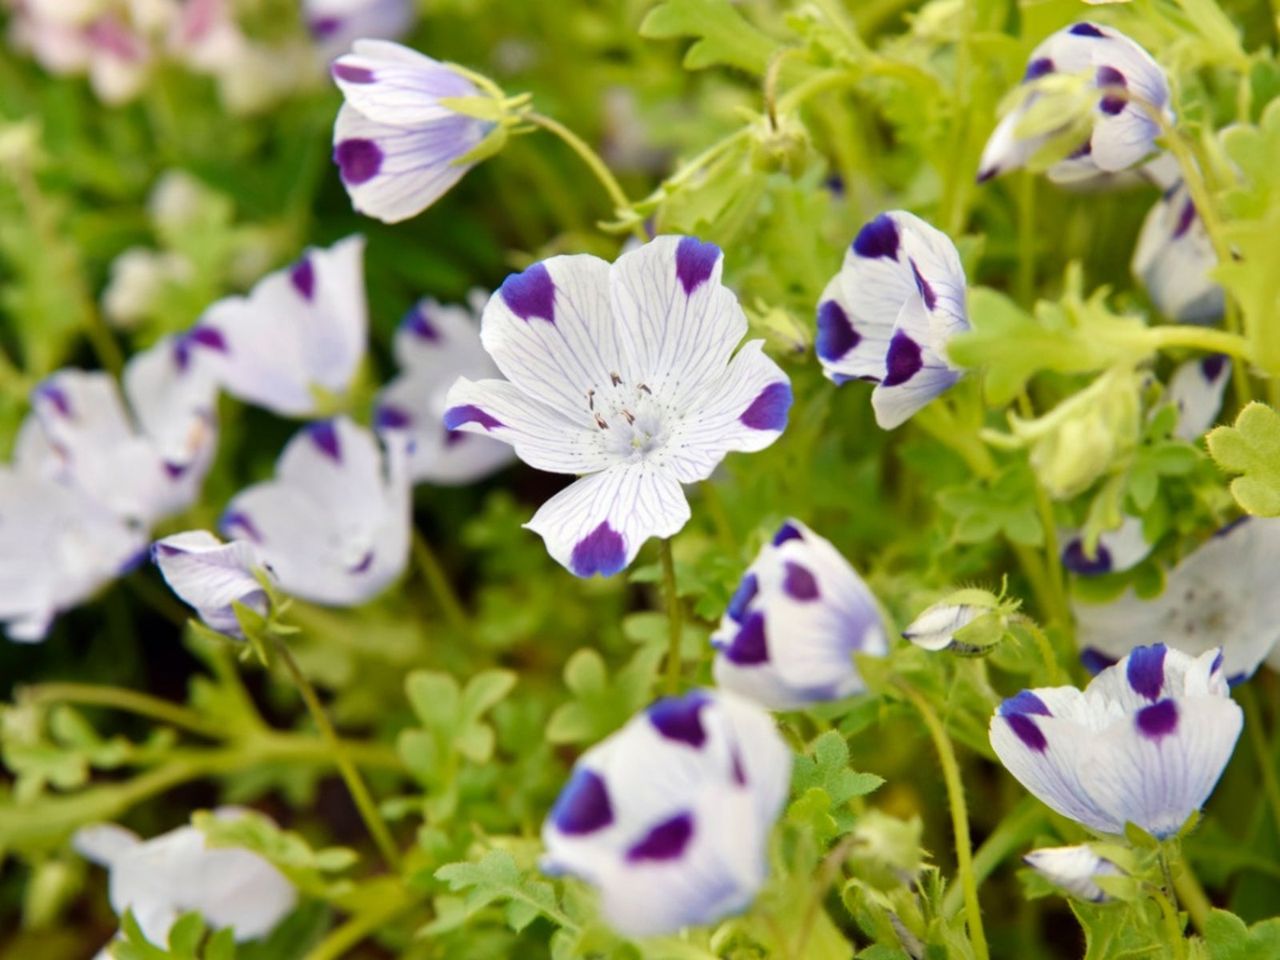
<box><xmin>19</xmin><ymin>683</ymin><xmax>224</xmax><ymax>739</ymax></box>
<box><xmin>412</xmin><ymin>529</ymin><xmax>470</xmax><ymax>637</ymax></box>
<box><xmin>303</xmin><ymin>882</ymin><xmax>418</xmax><ymax>960</ymax></box>
<box><xmin>661</xmin><ymin>539</ymin><xmax>684</xmax><ymax>696</ymax></box>
<box><xmin>525</xmin><ymin>111</ymin><xmax>642</xmax><ymax>239</ymax></box>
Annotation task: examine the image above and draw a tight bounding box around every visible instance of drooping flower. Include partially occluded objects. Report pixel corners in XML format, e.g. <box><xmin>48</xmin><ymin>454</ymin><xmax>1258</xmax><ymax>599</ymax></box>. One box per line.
<box><xmin>153</xmin><ymin>531</ymin><xmax>270</xmax><ymax>637</ymax></box>
<box><xmin>990</xmin><ymin>643</ymin><xmax>1242</xmax><ymax>837</ymax></box>
<box><xmin>815</xmin><ymin>211</ymin><xmax>968</xmax><ymax>429</ymax></box>
<box><xmin>304</xmin><ymin>0</ymin><xmax>414</xmax><ymax>61</ymax></box>
<box><xmin>200</xmin><ymin>235</ymin><xmax>367</xmax><ymax>417</ymax></box>
<box><xmin>1059</xmin><ymin>356</ymin><xmax>1230</xmax><ymax>575</ymax></box>
<box><xmin>903</xmin><ymin>586</ymin><xmax>1012</xmax><ymax>654</ymax></box>
<box><xmin>0</xmin><ymin>455</ymin><xmax>146</xmax><ymax>642</ymax></box>
<box><xmin>902</xmin><ymin>602</ymin><xmax>981</xmax><ymax>652</ymax></box>
<box><xmin>374</xmin><ymin>293</ymin><xmax>515</xmax><ymax>485</ymax></box>
<box><xmin>1074</xmin><ymin>518</ymin><xmax>1280</xmax><ymax>681</ymax></box>
<box><xmin>541</xmin><ymin>689</ymin><xmax>789</xmax><ymax>937</ymax></box>
<box><xmin>220</xmin><ymin>417</ymin><xmax>411</xmax><ymax>606</ymax></box>
<box><xmin>443</xmin><ymin>235</ymin><xmax>792</xmax><ymax>577</ymax></box>
<box><xmin>331</xmin><ymin>40</ymin><xmax>500</xmax><ymax>223</ymax></box>
<box><xmin>1024</xmin><ymin>845</ymin><xmax>1121</xmax><ymax>902</ymax></box>
<box><xmin>977</xmin><ymin>23</ymin><xmax>1170</xmax><ymax>184</ymax></box>
<box><xmin>74</xmin><ymin>809</ymin><xmax>296</xmax><ymax>951</ymax></box>
<box><xmin>26</xmin><ymin>331</ymin><xmax>221</xmax><ymax>526</ymax></box>
<box><xmin>710</xmin><ymin>519</ymin><xmax>887</xmax><ymax>709</ymax></box>
<box><xmin>1132</xmin><ymin>181</ymin><xmax>1223</xmax><ymax>323</ymax></box>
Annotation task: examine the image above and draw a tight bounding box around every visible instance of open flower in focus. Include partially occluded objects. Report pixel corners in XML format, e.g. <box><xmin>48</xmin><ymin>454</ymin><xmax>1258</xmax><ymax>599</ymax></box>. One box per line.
<box><xmin>978</xmin><ymin>23</ymin><xmax>1170</xmax><ymax>184</ymax></box>
<box><xmin>444</xmin><ymin>235</ymin><xmax>792</xmax><ymax>577</ymax></box>
<box><xmin>374</xmin><ymin>293</ymin><xmax>515</xmax><ymax>485</ymax></box>
<box><xmin>221</xmin><ymin>417</ymin><xmax>411</xmax><ymax>606</ymax></box>
<box><xmin>711</xmin><ymin>519</ymin><xmax>887</xmax><ymax>709</ymax></box>
<box><xmin>75</xmin><ymin>809</ymin><xmax>296</xmax><ymax>952</ymax></box>
<box><xmin>815</xmin><ymin>211</ymin><xmax>969</xmax><ymax>429</ymax></box>
<box><xmin>200</xmin><ymin>235</ymin><xmax>367</xmax><ymax>417</ymax></box>
<box><xmin>990</xmin><ymin>643</ymin><xmax>1242</xmax><ymax>837</ymax></box>
<box><xmin>542</xmin><ymin>690</ymin><xmax>789</xmax><ymax>937</ymax></box>
<box><xmin>153</xmin><ymin>530</ymin><xmax>270</xmax><ymax>637</ymax></box>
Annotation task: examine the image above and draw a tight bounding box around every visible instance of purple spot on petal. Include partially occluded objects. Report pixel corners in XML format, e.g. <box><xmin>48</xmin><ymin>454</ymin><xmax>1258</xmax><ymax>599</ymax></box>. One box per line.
<box><xmin>626</xmin><ymin>812</ymin><xmax>693</xmax><ymax>862</ymax></box>
<box><xmin>726</xmin><ymin>572</ymin><xmax>758</xmax><ymax>622</ymax></box>
<box><xmin>648</xmin><ymin>692</ymin><xmax>709</xmax><ymax>747</ymax></box>
<box><xmin>675</xmin><ymin>237</ymin><xmax>720</xmax><ymax>295</ymax></box>
<box><xmin>1062</xmin><ymin>538</ymin><xmax>1113</xmax><ymax>575</ymax></box>
<box><xmin>731</xmin><ymin>749</ymin><xmax>747</xmax><ymax>785</ymax></box>
<box><xmin>783</xmin><ymin>562</ymin><xmax>820</xmax><ymax>601</ymax></box>
<box><xmin>500</xmin><ymin>262</ymin><xmax>556</xmax><ymax>323</ymax></box>
<box><xmin>1068</xmin><ymin>140</ymin><xmax>1093</xmax><ymax>160</ymax></box>
<box><xmin>1173</xmin><ymin>199</ymin><xmax>1197</xmax><ymax>240</ymax></box>
<box><xmin>308</xmin><ymin>421</ymin><xmax>342</xmax><ymax>462</ymax></box>
<box><xmin>772</xmin><ymin>522</ymin><xmax>803</xmax><ymax>546</ymax></box>
<box><xmin>174</xmin><ymin>325</ymin><xmax>228</xmax><ymax>373</ymax></box>
<box><xmin>1097</xmin><ymin>66</ymin><xmax>1128</xmax><ymax>115</ymax></box>
<box><xmin>443</xmin><ymin>405</ymin><xmax>504</xmax><ymax>431</ymax></box>
<box><xmin>1126</xmin><ymin>644</ymin><xmax>1167</xmax><ymax>701</ymax></box>
<box><xmin>882</xmin><ymin>332</ymin><xmax>923</xmax><ymax>387</ymax></box>
<box><xmin>1201</xmin><ymin>354</ymin><xmax>1227</xmax><ymax>381</ymax></box>
<box><xmin>1069</xmin><ymin>22</ymin><xmax>1106</xmax><ymax>37</ymax></box>
<box><xmin>853</xmin><ymin>214</ymin><xmax>900</xmax><ymax>260</ymax></box>
<box><xmin>334</xmin><ymin>139</ymin><xmax>383</xmax><ymax>186</ymax></box>
<box><xmin>1081</xmin><ymin>648</ymin><xmax>1118</xmax><ymax>675</ymax></box>
<box><xmin>311</xmin><ymin>15</ymin><xmax>342</xmax><ymax>39</ymax></box>
<box><xmin>163</xmin><ymin>461</ymin><xmax>188</xmax><ymax>480</ymax></box>
<box><xmin>35</xmin><ymin>383</ymin><xmax>72</xmax><ymax>418</ymax></box>
<box><xmin>444</xmin><ymin>428</ymin><xmax>467</xmax><ymax>447</ymax></box>
<box><xmin>118</xmin><ymin>547</ymin><xmax>149</xmax><ymax>576</ymax></box>
<box><xmin>403</xmin><ymin>306</ymin><xmax>440</xmax><ymax>341</ymax></box>
<box><xmin>1000</xmin><ymin>690</ymin><xmax>1052</xmax><ymax>717</ymax></box>
<box><xmin>911</xmin><ymin>259</ymin><xmax>937</xmax><ymax>310</ymax></box>
<box><xmin>816</xmin><ymin>300</ymin><xmax>859</xmax><ymax>361</ymax></box>
<box><xmin>1006</xmin><ymin>714</ymin><xmax>1048</xmax><ymax>752</ymax></box>
<box><xmin>291</xmin><ymin>257</ymin><xmax>315</xmax><ymax>300</ymax></box>
<box><xmin>1136</xmin><ymin>699</ymin><xmax>1178</xmax><ymax>740</ymax></box>
<box><xmin>725</xmin><ymin>612</ymin><xmax>768</xmax><ymax>665</ymax></box>
<box><xmin>740</xmin><ymin>382</ymin><xmax>792</xmax><ymax>431</ymax></box>
<box><xmin>222</xmin><ymin>510</ymin><xmax>263</xmax><ymax>543</ymax></box>
<box><xmin>569</xmin><ymin>521</ymin><xmax>626</xmax><ymax>578</ymax></box>
<box><xmin>375</xmin><ymin>405</ymin><xmax>413</xmax><ymax>430</ymax></box>
<box><xmin>348</xmin><ymin>551</ymin><xmax>374</xmax><ymax>574</ymax></box>
<box><xmin>551</xmin><ymin>768</ymin><xmax>613</xmax><ymax>835</ymax></box>
<box><xmin>1023</xmin><ymin>57</ymin><xmax>1055</xmax><ymax>82</ymax></box>
<box><xmin>1211</xmin><ymin>649</ymin><xmax>1225</xmax><ymax>675</ymax></box>
<box><xmin>332</xmin><ymin>62</ymin><xmax>374</xmax><ymax>84</ymax></box>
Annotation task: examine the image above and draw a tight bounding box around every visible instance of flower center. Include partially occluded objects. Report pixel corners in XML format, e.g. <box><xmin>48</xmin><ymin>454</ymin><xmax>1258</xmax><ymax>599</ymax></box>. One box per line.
<box><xmin>586</xmin><ymin>373</ymin><xmax>669</xmax><ymax>461</ymax></box>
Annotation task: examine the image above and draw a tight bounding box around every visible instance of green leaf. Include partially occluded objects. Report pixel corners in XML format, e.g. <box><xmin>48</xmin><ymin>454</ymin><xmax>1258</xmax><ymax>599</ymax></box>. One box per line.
<box><xmin>1202</xmin><ymin>909</ymin><xmax>1280</xmax><ymax>959</ymax></box>
<box><xmin>790</xmin><ymin>731</ymin><xmax>883</xmax><ymax>837</ymax></box>
<box><xmin>545</xmin><ymin>643</ymin><xmax>665</xmax><ymax>745</ymax></box>
<box><xmin>639</xmin><ymin>0</ymin><xmax>778</xmax><ymax>74</ymax></box>
<box><xmin>938</xmin><ymin>462</ymin><xmax>1045</xmax><ymax>548</ymax></box>
<box><xmin>1206</xmin><ymin>402</ymin><xmax>1280</xmax><ymax>515</ymax></box>
<box><xmin>432</xmin><ymin>850</ymin><xmax>564</xmax><ymax>934</ymax></box>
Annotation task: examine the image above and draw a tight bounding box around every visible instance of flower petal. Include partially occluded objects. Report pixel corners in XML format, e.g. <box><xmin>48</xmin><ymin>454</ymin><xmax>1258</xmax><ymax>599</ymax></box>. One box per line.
<box><xmin>331</xmin><ymin>39</ymin><xmax>478</xmax><ymax>126</ymax></box>
<box><xmin>153</xmin><ymin>530</ymin><xmax>268</xmax><ymax>636</ymax></box>
<box><xmin>1167</xmin><ymin>355</ymin><xmax>1230</xmax><ymax>442</ymax></box>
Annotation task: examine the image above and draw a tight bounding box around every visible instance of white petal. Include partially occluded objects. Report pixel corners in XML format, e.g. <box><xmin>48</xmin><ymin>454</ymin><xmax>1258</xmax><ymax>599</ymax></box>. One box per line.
<box><xmin>525</xmin><ymin>463</ymin><xmax>690</xmax><ymax>578</ymax></box>
<box><xmin>74</xmin><ymin>824</ymin><xmax>140</xmax><ymax>866</ymax></box>
<box><xmin>1061</xmin><ymin>515</ymin><xmax>1151</xmax><ymax>576</ymax></box>
<box><xmin>870</xmin><ymin>294</ymin><xmax>961</xmax><ymax>430</ymax></box>
<box><xmin>1024</xmin><ymin>845</ymin><xmax>1118</xmax><ymax>901</ymax></box>
<box><xmin>331</xmin><ymin>40</ymin><xmax>478</xmax><ymax>127</ymax></box>
<box><xmin>333</xmin><ymin>103</ymin><xmax>485</xmax><ymax>223</ymax></box>
<box><xmin>903</xmin><ymin>602</ymin><xmax>979</xmax><ymax>651</ymax></box>
<box><xmin>153</xmin><ymin>531</ymin><xmax>267</xmax><ymax>636</ymax></box>
<box><xmin>1132</xmin><ymin>185</ymin><xmax>1223</xmax><ymax>323</ymax></box>
<box><xmin>304</xmin><ymin>0</ymin><xmax>414</xmax><ymax>60</ymax></box>
<box><xmin>1167</xmin><ymin>356</ymin><xmax>1230</xmax><ymax>440</ymax></box>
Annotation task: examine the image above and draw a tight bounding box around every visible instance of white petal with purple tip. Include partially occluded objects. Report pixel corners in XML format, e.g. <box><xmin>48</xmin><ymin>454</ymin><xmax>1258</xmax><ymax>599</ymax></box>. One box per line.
<box><xmin>1024</xmin><ymin>845</ymin><xmax>1120</xmax><ymax>902</ymax></box>
<box><xmin>1167</xmin><ymin>355</ymin><xmax>1230</xmax><ymax>441</ymax></box>
<box><xmin>1133</xmin><ymin>182</ymin><xmax>1223</xmax><ymax>323</ymax></box>
<box><xmin>153</xmin><ymin>531</ymin><xmax>269</xmax><ymax>637</ymax></box>
<box><xmin>903</xmin><ymin>602</ymin><xmax>980</xmax><ymax>652</ymax></box>
<box><xmin>304</xmin><ymin>0</ymin><xmax>414</xmax><ymax>61</ymax></box>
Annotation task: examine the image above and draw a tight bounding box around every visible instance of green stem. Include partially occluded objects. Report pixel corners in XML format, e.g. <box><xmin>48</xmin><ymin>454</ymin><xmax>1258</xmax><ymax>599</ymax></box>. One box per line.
<box><xmin>270</xmin><ymin>636</ymin><xmax>403</xmax><ymax>872</ymax></box>
<box><xmin>412</xmin><ymin>529</ymin><xmax>470</xmax><ymax>636</ymax></box>
<box><xmin>1238</xmin><ymin>683</ymin><xmax>1280</xmax><ymax>841</ymax></box>
<box><xmin>661</xmin><ymin>539</ymin><xmax>684</xmax><ymax>696</ymax></box>
<box><xmin>898</xmin><ymin>682</ymin><xmax>989</xmax><ymax>960</ymax></box>
<box><xmin>942</xmin><ymin>797</ymin><xmax>1047</xmax><ymax>916</ymax></box>
<box><xmin>1015</xmin><ymin>172</ymin><xmax>1036</xmax><ymax>307</ymax></box>
<box><xmin>1143</xmin><ymin>325</ymin><xmax>1254</xmax><ymax>363</ymax></box>
<box><xmin>1156</xmin><ymin>850</ymin><xmax>1189</xmax><ymax>960</ymax></box>
<box><xmin>303</xmin><ymin>883</ymin><xmax>418</xmax><ymax>960</ymax></box>
<box><xmin>18</xmin><ymin>683</ymin><xmax>224</xmax><ymax>739</ymax></box>
<box><xmin>1173</xmin><ymin>864</ymin><xmax>1211</xmax><ymax>935</ymax></box>
<box><xmin>1011</xmin><ymin>616</ymin><xmax>1068</xmax><ymax>686</ymax></box>
<box><xmin>1016</xmin><ymin>392</ymin><xmax>1070</xmax><ymax>628</ymax></box>
<box><xmin>524</xmin><ymin>111</ymin><xmax>642</xmax><ymax>239</ymax></box>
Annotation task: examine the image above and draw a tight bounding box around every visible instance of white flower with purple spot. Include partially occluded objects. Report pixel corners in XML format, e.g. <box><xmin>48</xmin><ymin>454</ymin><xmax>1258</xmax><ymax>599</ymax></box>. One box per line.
<box><xmin>541</xmin><ymin>689</ymin><xmax>789</xmax><ymax>937</ymax></box>
<box><xmin>331</xmin><ymin>40</ymin><xmax>504</xmax><ymax>223</ymax></box>
<box><xmin>903</xmin><ymin>601</ymin><xmax>983</xmax><ymax>653</ymax></box>
<box><xmin>711</xmin><ymin>519</ymin><xmax>887</xmax><ymax>709</ymax></box>
<box><xmin>1133</xmin><ymin>181</ymin><xmax>1223</xmax><ymax>323</ymax></box>
<box><xmin>990</xmin><ymin>643</ymin><xmax>1242</xmax><ymax>837</ymax></box>
<box><xmin>443</xmin><ymin>235</ymin><xmax>792</xmax><ymax>578</ymax></box>
<box><xmin>374</xmin><ymin>294</ymin><xmax>515</xmax><ymax>485</ymax></box>
<box><xmin>153</xmin><ymin>530</ymin><xmax>270</xmax><ymax>637</ymax></box>
<box><xmin>220</xmin><ymin>417</ymin><xmax>411</xmax><ymax>606</ymax></box>
<box><xmin>200</xmin><ymin>235</ymin><xmax>367</xmax><ymax>417</ymax></box>
<box><xmin>0</xmin><ymin>458</ymin><xmax>146</xmax><ymax>642</ymax></box>
<box><xmin>1074</xmin><ymin>518</ymin><xmax>1280</xmax><ymax>681</ymax></box>
<box><xmin>304</xmin><ymin>0</ymin><xmax>414</xmax><ymax>61</ymax></box>
<box><xmin>815</xmin><ymin>211</ymin><xmax>968</xmax><ymax>430</ymax></box>
<box><xmin>1024</xmin><ymin>845</ymin><xmax>1122</xmax><ymax>902</ymax></box>
<box><xmin>75</xmin><ymin>809</ymin><xmax>296</xmax><ymax>952</ymax></box>
<box><xmin>27</xmin><ymin>330</ymin><xmax>222</xmax><ymax>527</ymax></box>
<box><xmin>978</xmin><ymin>23</ymin><xmax>1170</xmax><ymax>184</ymax></box>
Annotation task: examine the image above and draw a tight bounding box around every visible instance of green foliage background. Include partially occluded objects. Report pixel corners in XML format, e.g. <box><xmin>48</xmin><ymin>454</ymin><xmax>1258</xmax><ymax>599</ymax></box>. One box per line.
<box><xmin>3</xmin><ymin>0</ymin><xmax>1280</xmax><ymax>958</ymax></box>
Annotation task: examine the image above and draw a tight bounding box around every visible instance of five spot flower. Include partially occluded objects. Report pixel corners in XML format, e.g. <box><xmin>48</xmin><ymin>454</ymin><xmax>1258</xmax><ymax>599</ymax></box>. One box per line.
<box><xmin>541</xmin><ymin>690</ymin><xmax>789</xmax><ymax>937</ymax></box>
<box><xmin>444</xmin><ymin>235</ymin><xmax>792</xmax><ymax>578</ymax></box>
<box><xmin>711</xmin><ymin>519</ymin><xmax>888</xmax><ymax>710</ymax></box>
<box><xmin>815</xmin><ymin>211</ymin><xmax>969</xmax><ymax>429</ymax></box>
<box><xmin>990</xmin><ymin>643</ymin><xmax>1242</xmax><ymax>838</ymax></box>
<box><xmin>153</xmin><ymin>531</ymin><xmax>271</xmax><ymax>638</ymax></box>
<box><xmin>1132</xmin><ymin>180</ymin><xmax>1223</xmax><ymax>323</ymax></box>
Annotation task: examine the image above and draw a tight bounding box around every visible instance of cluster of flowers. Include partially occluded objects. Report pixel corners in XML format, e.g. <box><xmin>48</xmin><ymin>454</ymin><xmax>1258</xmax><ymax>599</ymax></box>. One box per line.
<box><xmin>4</xmin><ymin>0</ymin><xmax>416</xmax><ymax>112</ymax></box>
<box><xmin>29</xmin><ymin>16</ymin><xmax>1262</xmax><ymax>950</ymax></box>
